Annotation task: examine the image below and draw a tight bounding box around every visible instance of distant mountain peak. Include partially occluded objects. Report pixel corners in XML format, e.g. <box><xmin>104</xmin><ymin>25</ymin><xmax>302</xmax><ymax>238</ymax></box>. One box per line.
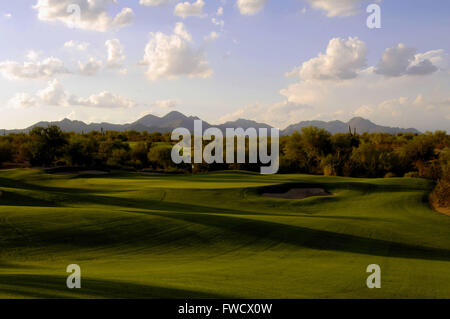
<box><xmin>2</xmin><ymin>112</ymin><xmax>421</xmax><ymax>136</ymax></box>
<box><xmin>283</xmin><ymin>117</ymin><xmax>420</xmax><ymax>135</ymax></box>
<box><xmin>163</xmin><ymin>110</ymin><xmax>186</xmax><ymax>119</ymax></box>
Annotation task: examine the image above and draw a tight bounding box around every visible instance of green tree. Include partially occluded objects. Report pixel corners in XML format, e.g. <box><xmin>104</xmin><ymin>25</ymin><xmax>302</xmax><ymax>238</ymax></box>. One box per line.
<box><xmin>28</xmin><ymin>126</ymin><xmax>68</xmax><ymax>167</ymax></box>
<box><xmin>148</xmin><ymin>145</ymin><xmax>173</xmax><ymax>169</ymax></box>
<box><xmin>0</xmin><ymin>139</ymin><xmax>12</xmax><ymax>166</ymax></box>
<box><xmin>131</xmin><ymin>142</ymin><xmax>150</xmax><ymax>168</ymax></box>
<box><xmin>65</xmin><ymin>134</ymin><xmax>99</xmax><ymax>166</ymax></box>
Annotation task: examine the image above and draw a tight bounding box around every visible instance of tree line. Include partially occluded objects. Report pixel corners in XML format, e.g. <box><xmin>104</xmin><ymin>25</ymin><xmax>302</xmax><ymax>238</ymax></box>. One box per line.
<box><xmin>0</xmin><ymin>125</ymin><xmax>448</xmax><ymax>208</ymax></box>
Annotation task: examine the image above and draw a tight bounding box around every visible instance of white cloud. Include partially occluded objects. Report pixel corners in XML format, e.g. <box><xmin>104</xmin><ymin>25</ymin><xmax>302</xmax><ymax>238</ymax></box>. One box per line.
<box><xmin>280</xmin><ymin>65</ymin><xmax>450</xmax><ymax>131</ymax></box>
<box><xmin>33</xmin><ymin>0</ymin><xmax>134</xmax><ymax>32</ymax></box>
<box><xmin>307</xmin><ymin>0</ymin><xmax>366</xmax><ymax>17</ymax></box>
<box><xmin>290</xmin><ymin>37</ymin><xmax>367</xmax><ymax>81</ymax></box>
<box><xmin>174</xmin><ymin>22</ymin><xmax>192</xmax><ymax>41</ymax></box>
<box><xmin>64</xmin><ymin>40</ymin><xmax>90</xmax><ymax>51</ymax></box>
<box><xmin>75</xmin><ymin>91</ymin><xmax>135</xmax><ymax>109</ymax></box>
<box><xmin>105</xmin><ymin>39</ymin><xmax>125</xmax><ymax>68</ymax></box>
<box><xmin>8</xmin><ymin>93</ymin><xmax>38</xmax><ymax>109</ymax></box>
<box><xmin>0</xmin><ymin>57</ymin><xmax>69</xmax><ymax>80</ymax></box>
<box><xmin>204</xmin><ymin>31</ymin><xmax>220</xmax><ymax>42</ymax></box>
<box><xmin>140</xmin><ymin>22</ymin><xmax>213</xmax><ymax>80</ymax></box>
<box><xmin>211</xmin><ymin>17</ymin><xmax>225</xmax><ymax>29</ymax></box>
<box><xmin>375</xmin><ymin>44</ymin><xmax>439</xmax><ymax>77</ymax></box>
<box><xmin>414</xmin><ymin>49</ymin><xmax>449</xmax><ymax>70</ymax></box>
<box><xmin>237</xmin><ymin>0</ymin><xmax>268</xmax><ymax>15</ymax></box>
<box><xmin>271</xmin><ymin>37</ymin><xmax>450</xmax><ymax>131</ymax></box>
<box><xmin>37</xmin><ymin>79</ymin><xmax>69</xmax><ymax>106</ymax></box>
<box><xmin>174</xmin><ymin>0</ymin><xmax>206</xmax><ymax>18</ymax></box>
<box><xmin>9</xmin><ymin>80</ymin><xmax>136</xmax><ymax>109</ymax></box>
<box><xmin>140</xmin><ymin>0</ymin><xmax>174</xmax><ymax>6</ymax></box>
<box><xmin>352</xmin><ymin>95</ymin><xmax>450</xmax><ymax>127</ymax></box>
<box><xmin>78</xmin><ymin>58</ymin><xmax>103</xmax><ymax>76</ymax></box>
<box><xmin>353</xmin><ymin>105</ymin><xmax>374</xmax><ymax>118</ymax></box>
<box><xmin>152</xmin><ymin>99</ymin><xmax>180</xmax><ymax>108</ymax></box>
<box><xmin>26</xmin><ymin>50</ymin><xmax>41</xmax><ymax>61</ymax></box>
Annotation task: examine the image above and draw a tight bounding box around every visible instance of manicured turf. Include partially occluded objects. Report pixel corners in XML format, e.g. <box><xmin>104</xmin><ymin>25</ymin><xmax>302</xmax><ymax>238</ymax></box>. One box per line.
<box><xmin>0</xmin><ymin>169</ymin><xmax>449</xmax><ymax>298</ymax></box>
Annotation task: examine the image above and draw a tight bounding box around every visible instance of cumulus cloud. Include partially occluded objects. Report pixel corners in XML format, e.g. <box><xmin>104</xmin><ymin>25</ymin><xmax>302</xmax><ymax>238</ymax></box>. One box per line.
<box><xmin>140</xmin><ymin>0</ymin><xmax>174</xmax><ymax>6</ymax></box>
<box><xmin>290</xmin><ymin>37</ymin><xmax>367</xmax><ymax>81</ymax></box>
<box><xmin>352</xmin><ymin>95</ymin><xmax>450</xmax><ymax>127</ymax></box>
<box><xmin>375</xmin><ymin>44</ymin><xmax>439</xmax><ymax>77</ymax></box>
<box><xmin>33</xmin><ymin>0</ymin><xmax>134</xmax><ymax>32</ymax></box>
<box><xmin>174</xmin><ymin>0</ymin><xmax>206</xmax><ymax>18</ymax></box>
<box><xmin>269</xmin><ymin>37</ymin><xmax>450</xmax><ymax>131</ymax></box>
<box><xmin>26</xmin><ymin>50</ymin><xmax>41</xmax><ymax>61</ymax></box>
<box><xmin>204</xmin><ymin>31</ymin><xmax>220</xmax><ymax>42</ymax></box>
<box><xmin>105</xmin><ymin>39</ymin><xmax>125</xmax><ymax>68</ymax></box>
<box><xmin>211</xmin><ymin>17</ymin><xmax>225</xmax><ymax>29</ymax></box>
<box><xmin>9</xmin><ymin>80</ymin><xmax>136</xmax><ymax>109</ymax></box>
<box><xmin>237</xmin><ymin>0</ymin><xmax>268</xmax><ymax>15</ymax></box>
<box><xmin>139</xmin><ymin>22</ymin><xmax>213</xmax><ymax>80</ymax></box>
<box><xmin>75</xmin><ymin>91</ymin><xmax>135</xmax><ymax>109</ymax></box>
<box><xmin>307</xmin><ymin>0</ymin><xmax>366</xmax><ymax>17</ymax></box>
<box><xmin>37</xmin><ymin>79</ymin><xmax>69</xmax><ymax>106</ymax></box>
<box><xmin>8</xmin><ymin>93</ymin><xmax>38</xmax><ymax>109</ymax></box>
<box><xmin>78</xmin><ymin>58</ymin><xmax>103</xmax><ymax>76</ymax></box>
<box><xmin>151</xmin><ymin>99</ymin><xmax>180</xmax><ymax>108</ymax></box>
<box><xmin>414</xmin><ymin>49</ymin><xmax>449</xmax><ymax>70</ymax></box>
<box><xmin>280</xmin><ymin>62</ymin><xmax>450</xmax><ymax>131</ymax></box>
<box><xmin>64</xmin><ymin>40</ymin><xmax>90</xmax><ymax>51</ymax></box>
<box><xmin>0</xmin><ymin>57</ymin><xmax>69</xmax><ymax>80</ymax></box>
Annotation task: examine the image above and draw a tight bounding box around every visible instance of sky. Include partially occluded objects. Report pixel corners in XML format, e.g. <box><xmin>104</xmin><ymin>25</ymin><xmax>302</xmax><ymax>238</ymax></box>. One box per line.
<box><xmin>0</xmin><ymin>0</ymin><xmax>449</xmax><ymax>131</ymax></box>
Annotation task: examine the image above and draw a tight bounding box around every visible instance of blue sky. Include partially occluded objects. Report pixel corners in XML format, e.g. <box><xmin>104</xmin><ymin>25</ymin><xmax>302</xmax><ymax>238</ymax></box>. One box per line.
<box><xmin>0</xmin><ymin>0</ymin><xmax>449</xmax><ymax>131</ymax></box>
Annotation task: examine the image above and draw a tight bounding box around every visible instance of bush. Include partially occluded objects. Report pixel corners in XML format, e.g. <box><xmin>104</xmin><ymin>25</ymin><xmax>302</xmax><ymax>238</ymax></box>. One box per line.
<box><xmin>404</xmin><ymin>171</ymin><xmax>420</xmax><ymax>178</ymax></box>
<box><xmin>433</xmin><ymin>179</ymin><xmax>450</xmax><ymax>207</ymax></box>
<box><xmin>148</xmin><ymin>145</ymin><xmax>173</xmax><ymax>169</ymax></box>
<box><xmin>323</xmin><ymin>165</ymin><xmax>337</xmax><ymax>176</ymax></box>
<box><xmin>0</xmin><ymin>140</ymin><xmax>12</xmax><ymax>166</ymax></box>
<box><xmin>384</xmin><ymin>172</ymin><xmax>396</xmax><ymax>178</ymax></box>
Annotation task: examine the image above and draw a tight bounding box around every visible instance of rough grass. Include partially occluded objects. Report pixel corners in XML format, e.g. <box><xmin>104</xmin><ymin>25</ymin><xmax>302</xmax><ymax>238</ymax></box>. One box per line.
<box><xmin>0</xmin><ymin>169</ymin><xmax>449</xmax><ymax>299</ymax></box>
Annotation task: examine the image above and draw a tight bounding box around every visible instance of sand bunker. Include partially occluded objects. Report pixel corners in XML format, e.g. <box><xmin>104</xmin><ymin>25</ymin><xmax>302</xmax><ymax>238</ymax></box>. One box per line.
<box><xmin>263</xmin><ymin>188</ymin><xmax>330</xmax><ymax>199</ymax></box>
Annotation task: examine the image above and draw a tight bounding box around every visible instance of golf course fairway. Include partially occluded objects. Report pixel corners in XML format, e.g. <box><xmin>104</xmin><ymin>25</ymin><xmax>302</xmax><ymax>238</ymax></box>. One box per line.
<box><xmin>0</xmin><ymin>169</ymin><xmax>449</xmax><ymax>298</ymax></box>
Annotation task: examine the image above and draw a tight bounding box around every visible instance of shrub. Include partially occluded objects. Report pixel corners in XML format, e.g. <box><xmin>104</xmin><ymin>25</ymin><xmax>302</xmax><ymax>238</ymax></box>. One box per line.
<box><xmin>0</xmin><ymin>140</ymin><xmax>12</xmax><ymax>166</ymax></box>
<box><xmin>433</xmin><ymin>179</ymin><xmax>450</xmax><ymax>207</ymax></box>
<box><xmin>404</xmin><ymin>171</ymin><xmax>420</xmax><ymax>178</ymax></box>
<box><xmin>384</xmin><ymin>172</ymin><xmax>396</xmax><ymax>178</ymax></box>
<box><xmin>323</xmin><ymin>165</ymin><xmax>337</xmax><ymax>176</ymax></box>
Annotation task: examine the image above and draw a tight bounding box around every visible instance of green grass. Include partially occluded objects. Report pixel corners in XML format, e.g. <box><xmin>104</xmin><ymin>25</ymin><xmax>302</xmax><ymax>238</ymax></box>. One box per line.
<box><xmin>0</xmin><ymin>169</ymin><xmax>449</xmax><ymax>298</ymax></box>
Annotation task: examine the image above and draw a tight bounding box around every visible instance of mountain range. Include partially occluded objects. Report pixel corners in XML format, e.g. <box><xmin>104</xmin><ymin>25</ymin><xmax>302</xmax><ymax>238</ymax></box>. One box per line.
<box><xmin>2</xmin><ymin>111</ymin><xmax>420</xmax><ymax>135</ymax></box>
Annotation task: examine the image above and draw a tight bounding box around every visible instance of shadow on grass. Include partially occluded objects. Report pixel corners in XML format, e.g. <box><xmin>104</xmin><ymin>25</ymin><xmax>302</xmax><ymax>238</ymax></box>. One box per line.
<box><xmin>145</xmin><ymin>211</ymin><xmax>450</xmax><ymax>262</ymax></box>
<box><xmin>0</xmin><ymin>274</ymin><xmax>229</xmax><ymax>299</ymax></box>
<box><xmin>0</xmin><ymin>190</ymin><xmax>60</xmax><ymax>207</ymax></box>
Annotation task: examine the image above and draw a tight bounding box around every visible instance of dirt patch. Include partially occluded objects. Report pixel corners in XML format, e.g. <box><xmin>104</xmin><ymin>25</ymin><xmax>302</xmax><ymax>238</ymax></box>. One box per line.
<box><xmin>263</xmin><ymin>188</ymin><xmax>330</xmax><ymax>200</ymax></box>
